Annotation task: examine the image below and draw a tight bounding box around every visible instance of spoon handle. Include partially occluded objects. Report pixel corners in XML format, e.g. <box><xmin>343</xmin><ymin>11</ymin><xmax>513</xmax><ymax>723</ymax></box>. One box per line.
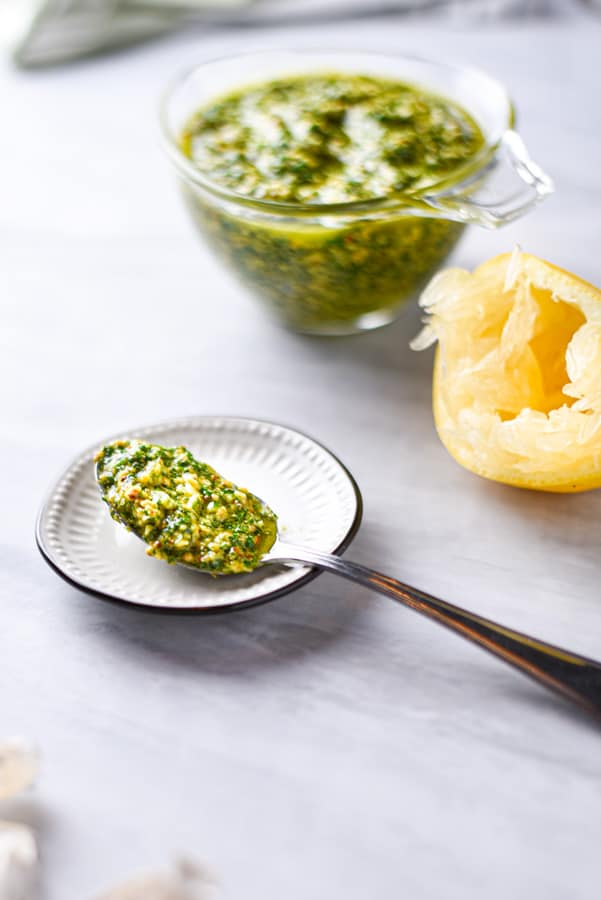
<box><xmin>274</xmin><ymin>543</ymin><xmax>601</xmax><ymax>722</ymax></box>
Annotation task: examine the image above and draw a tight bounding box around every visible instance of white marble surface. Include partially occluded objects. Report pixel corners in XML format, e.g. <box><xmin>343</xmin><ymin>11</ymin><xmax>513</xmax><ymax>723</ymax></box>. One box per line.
<box><xmin>2</xmin><ymin>12</ymin><xmax>601</xmax><ymax>900</ymax></box>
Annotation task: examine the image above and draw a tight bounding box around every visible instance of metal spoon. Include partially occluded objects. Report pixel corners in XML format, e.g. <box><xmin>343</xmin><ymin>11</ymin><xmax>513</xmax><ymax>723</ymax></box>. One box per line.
<box><xmin>94</xmin><ymin>443</ymin><xmax>601</xmax><ymax>724</ymax></box>
<box><xmin>260</xmin><ymin>535</ymin><xmax>601</xmax><ymax>723</ymax></box>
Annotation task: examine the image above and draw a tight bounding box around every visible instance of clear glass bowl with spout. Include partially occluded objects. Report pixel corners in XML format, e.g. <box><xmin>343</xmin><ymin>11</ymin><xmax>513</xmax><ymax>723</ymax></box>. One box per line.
<box><xmin>160</xmin><ymin>50</ymin><xmax>553</xmax><ymax>336</ymax></box>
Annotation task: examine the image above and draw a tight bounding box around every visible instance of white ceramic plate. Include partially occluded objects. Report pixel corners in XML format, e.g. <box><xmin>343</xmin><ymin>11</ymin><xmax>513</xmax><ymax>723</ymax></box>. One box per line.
<box><xmin>36</xmin><ymin>417</ymin><xmax>362</xmax><ymax>612</ymax></box>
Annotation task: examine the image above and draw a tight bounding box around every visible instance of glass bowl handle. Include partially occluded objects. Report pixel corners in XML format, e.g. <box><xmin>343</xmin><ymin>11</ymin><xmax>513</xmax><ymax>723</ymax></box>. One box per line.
<box><xmin>423</xmin><ymin>130</ymin><xmax>554</xmax><ymax>229</ymax></box>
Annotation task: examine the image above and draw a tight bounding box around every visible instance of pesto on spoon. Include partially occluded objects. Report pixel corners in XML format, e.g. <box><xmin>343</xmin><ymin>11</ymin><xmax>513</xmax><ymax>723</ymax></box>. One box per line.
<box><xmin>95</xmin><ymin>440</ymin><xmax>277</xmax><ymax>575</ymax></box>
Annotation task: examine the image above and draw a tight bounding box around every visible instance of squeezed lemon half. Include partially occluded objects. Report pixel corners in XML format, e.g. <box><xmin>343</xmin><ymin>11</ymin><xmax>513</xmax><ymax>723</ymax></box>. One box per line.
<box><xmin>412</xmin><ymin>251</ymin><xmax>601</xmax><ymax>492</ymax></box>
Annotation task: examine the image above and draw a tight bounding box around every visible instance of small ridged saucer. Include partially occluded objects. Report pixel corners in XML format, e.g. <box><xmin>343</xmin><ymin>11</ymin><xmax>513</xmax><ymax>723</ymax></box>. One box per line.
<box><xmin>36</xmin><ymin>417</ymin><xmax>362</xmax><ymax>612</ymax></box>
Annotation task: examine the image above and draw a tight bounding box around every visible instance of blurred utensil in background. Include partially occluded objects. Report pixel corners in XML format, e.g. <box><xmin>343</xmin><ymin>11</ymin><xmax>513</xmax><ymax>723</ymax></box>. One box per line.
<box><xmin>13</xmin><ymin>0</ymin><xmax>218</xmax><ymax>68</ymax></box>
<box><xmin>12</xmin><ymin>0</ymin><xmax>570</xmax><ymax>69</ymax></box>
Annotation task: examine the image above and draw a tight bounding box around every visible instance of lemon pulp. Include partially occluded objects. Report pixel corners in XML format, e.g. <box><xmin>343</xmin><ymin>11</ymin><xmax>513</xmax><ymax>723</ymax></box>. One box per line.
<box><xmin>413</xmin><ymin>251</ymin><xmax>601</xmax><ymax>492</ymax></box>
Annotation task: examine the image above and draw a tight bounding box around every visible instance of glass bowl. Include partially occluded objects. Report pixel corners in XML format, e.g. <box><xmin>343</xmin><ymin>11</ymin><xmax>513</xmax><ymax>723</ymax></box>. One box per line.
<box><xmin>160</xmin><ymin>50</ymin><xmax>552</xmax><ymax>336</ymax></box>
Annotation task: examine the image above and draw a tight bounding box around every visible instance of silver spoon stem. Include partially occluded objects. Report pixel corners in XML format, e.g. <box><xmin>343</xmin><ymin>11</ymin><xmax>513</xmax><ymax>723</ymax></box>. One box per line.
<box><xmin>268</xmin><ymin>541</ymin><xmax>601</xmax><ymax>722</ymax></box>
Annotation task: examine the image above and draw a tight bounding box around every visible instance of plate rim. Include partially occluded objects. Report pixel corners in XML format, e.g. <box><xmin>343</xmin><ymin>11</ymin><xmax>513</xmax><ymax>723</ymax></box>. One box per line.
<box><xmin>35</xmin><ymin>415</ymin><xmax>363</xmax><ymax>615</ymax></box>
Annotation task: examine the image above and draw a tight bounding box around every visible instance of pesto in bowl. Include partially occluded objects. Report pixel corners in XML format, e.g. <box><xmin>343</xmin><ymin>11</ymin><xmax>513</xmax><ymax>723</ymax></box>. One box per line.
<box><xmin>167</xmin><ymin>63</ymin><xmax>488</xmax><ymax>334</ymax></box>
<box><xmin>180</xmin><ymin>75</ymin><xmax>483</xmax><ymax>203</ymax></box>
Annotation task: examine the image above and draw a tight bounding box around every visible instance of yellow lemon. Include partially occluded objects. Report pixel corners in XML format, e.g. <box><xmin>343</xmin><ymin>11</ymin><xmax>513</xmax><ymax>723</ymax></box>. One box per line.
<box><xmin>412</xmin><ymin>251</ymin><xmax>601</xmax><ymax>492</ymax></box>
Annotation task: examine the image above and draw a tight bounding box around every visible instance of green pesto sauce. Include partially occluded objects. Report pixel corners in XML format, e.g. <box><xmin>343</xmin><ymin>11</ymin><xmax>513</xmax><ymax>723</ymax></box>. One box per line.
<box><xmin>181</xmin><ymin>74</ymin><xmax>483</xmax><ymax>203</ymax></box>
<box><xmin>95</xmin><ymin>440</ymin><xmax>277</xmax><ymax>575</ymax></box>
<box><xmin>179</xmin><ymin>73</ymin><xmax>485</xmax><ymax>332</ymax></box>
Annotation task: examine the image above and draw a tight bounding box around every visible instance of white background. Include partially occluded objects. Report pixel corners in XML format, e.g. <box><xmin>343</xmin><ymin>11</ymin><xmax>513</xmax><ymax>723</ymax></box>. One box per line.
<box><xmin>2</xmin><ymin>10</ymin><xmax>601</xmax><ymax>899</ymax></box>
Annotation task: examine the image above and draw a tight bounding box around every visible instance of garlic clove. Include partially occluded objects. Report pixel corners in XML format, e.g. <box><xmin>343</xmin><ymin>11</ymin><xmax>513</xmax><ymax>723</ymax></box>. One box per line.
<box><xmin>96</xmin><ymin>858</ymin><xmax>219</xmax><ymax>900</ymax></box>
<box><xmin>0</xmin><ymin>820</ymin><xmax>38</xmax><ymax>900</ymax></box>
<box><xmin>0</xmin><ymin>739</ymin><xmax>39</xmax><ymax>801</ymax></box>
